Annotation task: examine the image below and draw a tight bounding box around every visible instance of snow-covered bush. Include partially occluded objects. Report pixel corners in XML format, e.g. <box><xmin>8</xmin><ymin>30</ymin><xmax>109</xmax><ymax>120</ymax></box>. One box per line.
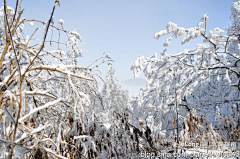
<box><xmin>0</xmin><ymin>1</ymin><xmax>150</xmax><ymax>158</ymax></box>
<box><xmin>131</xmin><ymin>0</ymin><xmax>239</xmax><ymax>146</ymax></box>
<box><xmin>0</xmin><ymin>1</ymin><xmax>109</xmax><ymax>158</ymax></box>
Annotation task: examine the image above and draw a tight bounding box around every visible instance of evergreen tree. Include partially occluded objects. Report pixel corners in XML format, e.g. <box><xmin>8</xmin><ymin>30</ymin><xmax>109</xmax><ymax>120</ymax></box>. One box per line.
<box><xmin>101</xmin><ymin>64</ymin><xmax>128</xmax><ymax>120</ymax></box>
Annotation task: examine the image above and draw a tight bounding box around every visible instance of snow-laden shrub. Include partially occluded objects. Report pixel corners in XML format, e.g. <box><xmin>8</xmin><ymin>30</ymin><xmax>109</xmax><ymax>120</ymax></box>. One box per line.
<box><xmin>131</xmin><ymin>0</ymin><xmax>239</xmax><ymax>147</ymax></box>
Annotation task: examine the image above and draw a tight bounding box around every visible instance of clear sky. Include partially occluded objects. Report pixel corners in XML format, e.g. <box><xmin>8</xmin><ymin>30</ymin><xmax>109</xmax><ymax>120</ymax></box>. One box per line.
<box><xmin>6</xmin><ymin>0</ymin><xmax>232</xmax><ymax>82</ymax></box>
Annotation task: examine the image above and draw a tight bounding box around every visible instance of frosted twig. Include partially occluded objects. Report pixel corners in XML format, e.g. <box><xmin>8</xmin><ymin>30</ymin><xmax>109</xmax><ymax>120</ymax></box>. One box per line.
<box><xmin>19</xmin><ymin>98</ymin><xmax>62</xmax><ymax>123</ymax></box>
<box><xmin>30</xmin><ymin>65</ymin><xmax>94</xmax><ymax>81</ymax></box>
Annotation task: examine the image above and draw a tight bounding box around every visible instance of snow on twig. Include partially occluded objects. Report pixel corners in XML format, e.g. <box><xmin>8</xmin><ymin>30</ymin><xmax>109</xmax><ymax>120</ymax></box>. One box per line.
<box><xmin>18</xmin><ymin>98</ymin><xmax>62</xmax><ymax>123</ymax></box>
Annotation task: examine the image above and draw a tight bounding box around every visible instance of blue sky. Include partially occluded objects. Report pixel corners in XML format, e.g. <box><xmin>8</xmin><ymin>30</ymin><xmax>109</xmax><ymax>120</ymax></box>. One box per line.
<box><xmin>6</xmin><ymin>0</ymin><xmax>232</xmax><ymax>82</ymax></box>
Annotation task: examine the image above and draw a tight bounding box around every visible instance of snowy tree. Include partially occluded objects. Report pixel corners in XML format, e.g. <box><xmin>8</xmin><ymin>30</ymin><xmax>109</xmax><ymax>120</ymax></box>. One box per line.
<box><xmin>0</xmin><ymin>1</ymin><xmax>111</xmax><ymax>158</ymax></box>
<box><xmin>131</xmin><ymin>0</ymin><xmax>240</xmax><ymax>146</ymax></box>
<box><xmin>101</xmin><ymin>64</ymin><xmax>128</xmax><ymax>120</ymax></box>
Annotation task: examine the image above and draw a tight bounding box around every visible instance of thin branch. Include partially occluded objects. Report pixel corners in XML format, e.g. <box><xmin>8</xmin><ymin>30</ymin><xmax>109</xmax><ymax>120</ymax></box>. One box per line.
<box><xmin>4</xmin><ymin>1</ymin><xmax>23</xmax><ymax>158</ymax></box>
<box><xmin>22</xmin><ymin>1</ymin><xmax>57</xmax><ymax>77</ymax></box>
<box><xmin>18</xmin><ymin>98</ymin><xmax>62</xmax><ymax>123</ymax></box>
<box><xmin>30</xmin><ymin>65</ymin><xmax>94</xmax><ymax>80</ymax></box>
<box><xmin>10</xmin><ymin>0</ymin><xmax>19</xmax><ymax>28</ymax></box>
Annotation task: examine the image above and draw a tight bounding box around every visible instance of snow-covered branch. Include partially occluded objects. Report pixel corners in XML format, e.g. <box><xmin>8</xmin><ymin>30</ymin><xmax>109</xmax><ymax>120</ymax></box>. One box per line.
<box><xmin>18</xmin><ymin>98</ymin><xmax>62</xmax><ymax>123</ymax></box>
